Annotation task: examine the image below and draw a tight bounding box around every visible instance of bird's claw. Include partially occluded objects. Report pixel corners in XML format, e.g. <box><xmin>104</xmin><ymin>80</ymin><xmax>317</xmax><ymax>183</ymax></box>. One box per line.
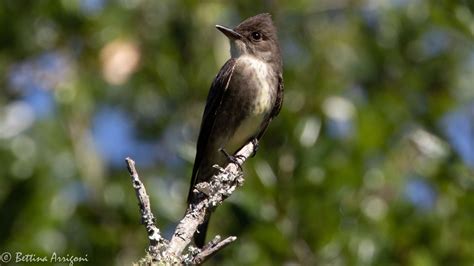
<box><xmin>218</xmin><ymin>148</ymin><xmax>243</xmax><ymax>171</ymax></box>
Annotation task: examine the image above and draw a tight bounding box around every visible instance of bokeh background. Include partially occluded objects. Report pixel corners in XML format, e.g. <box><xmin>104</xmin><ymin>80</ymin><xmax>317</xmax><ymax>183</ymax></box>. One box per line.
<box><xmin>1</xmin><ymin>0</ymin><xmax>473</xmax><ymax>265</ymax></box>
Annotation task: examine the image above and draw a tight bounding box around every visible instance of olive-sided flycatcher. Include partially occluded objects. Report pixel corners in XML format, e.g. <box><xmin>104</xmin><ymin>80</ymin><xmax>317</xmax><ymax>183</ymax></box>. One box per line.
<box><xmin>188</xmin><ymin>13</ymin><xmax>283</xmax><ymax>247</ymax></box>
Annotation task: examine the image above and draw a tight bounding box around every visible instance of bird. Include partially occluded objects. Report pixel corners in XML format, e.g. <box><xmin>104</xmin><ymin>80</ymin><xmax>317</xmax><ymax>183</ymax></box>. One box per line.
<box><xmin>188</xmin><ymin>13</ymin><xmax>283</xmax><ymax>248</ymax></box>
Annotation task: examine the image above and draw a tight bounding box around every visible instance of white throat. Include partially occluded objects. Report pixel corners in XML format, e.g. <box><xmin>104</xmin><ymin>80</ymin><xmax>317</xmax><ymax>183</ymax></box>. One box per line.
<box><xmin>230</xmin><ymin>40</ymin><xmax>248</xmax><ymax>58</ymax></box>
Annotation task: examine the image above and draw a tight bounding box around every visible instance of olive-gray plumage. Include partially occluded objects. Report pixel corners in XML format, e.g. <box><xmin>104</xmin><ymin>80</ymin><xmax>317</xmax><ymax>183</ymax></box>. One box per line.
<box><xmin>188</xmin><ymin>13</ymin><xmax>283</xmax><ymax>247</ymax></box>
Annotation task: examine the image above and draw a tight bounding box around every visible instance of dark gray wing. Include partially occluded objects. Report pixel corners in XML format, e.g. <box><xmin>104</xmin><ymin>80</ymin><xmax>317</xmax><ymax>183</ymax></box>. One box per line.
<box><xmin>256</xmin><ymin>73</ymin><xmax>284</xmax><ymax>139</ymax></box>
<box><xmin>187</xmin><ymin>58</ymin><xmax>237</xmax><ymax>203</ymax></box>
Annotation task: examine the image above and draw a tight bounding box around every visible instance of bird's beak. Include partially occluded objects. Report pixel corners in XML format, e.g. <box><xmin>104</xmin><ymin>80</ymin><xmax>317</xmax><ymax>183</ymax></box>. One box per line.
<box><xmin>216</xmin><ymin>25</ymin><xmax>242</xmax><ymax>40</ymax></box>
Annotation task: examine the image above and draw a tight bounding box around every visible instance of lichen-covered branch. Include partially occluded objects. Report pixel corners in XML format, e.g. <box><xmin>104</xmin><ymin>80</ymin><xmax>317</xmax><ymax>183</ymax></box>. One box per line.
<box><xmin>191</xmin><ymin>235</ymin><xmax>237</xmax><ymax>264</ymax></box>
<box><xmin>126</xmin><ymin>141</ymin><xmax>257</xmax><ymax>265</ymax></box>
<box><xmin>125</xmin><ymin>157</ymin><xmax>165</xmax><ymax>256</ymax></box>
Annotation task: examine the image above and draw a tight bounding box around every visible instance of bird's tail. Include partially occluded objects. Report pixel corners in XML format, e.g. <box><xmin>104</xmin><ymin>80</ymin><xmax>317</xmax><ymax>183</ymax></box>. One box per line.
<box><xmin>194</xmin><ymin>214</ymin><xmax>211</xmax><ymax>248</ymax></box>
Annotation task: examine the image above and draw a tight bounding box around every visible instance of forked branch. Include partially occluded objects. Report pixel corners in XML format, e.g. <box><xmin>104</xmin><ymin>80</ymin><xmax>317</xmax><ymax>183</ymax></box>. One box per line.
<box><xmin>125</xmin><ymin>141</ymin><xmax>257</xmax><ymax>264</ymax></box>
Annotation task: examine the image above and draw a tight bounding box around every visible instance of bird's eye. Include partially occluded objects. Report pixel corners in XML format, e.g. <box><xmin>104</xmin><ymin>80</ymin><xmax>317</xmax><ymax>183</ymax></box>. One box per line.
<box><xmin>251</xmin><ymin>32</ymin><xmax>262</xmax><ymax>41</ymax></box>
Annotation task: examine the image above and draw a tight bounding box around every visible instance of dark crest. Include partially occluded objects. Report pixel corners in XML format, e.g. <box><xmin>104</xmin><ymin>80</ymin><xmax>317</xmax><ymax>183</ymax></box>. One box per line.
<box><xmin>234</xmin><ymin>13</ymin><xmax>277</xmax><ymax>41</ymax></box>
<box><xmin>233</xmin><ymin>13</ymin><xmax>281</xmax><ymax>67</ymax></box>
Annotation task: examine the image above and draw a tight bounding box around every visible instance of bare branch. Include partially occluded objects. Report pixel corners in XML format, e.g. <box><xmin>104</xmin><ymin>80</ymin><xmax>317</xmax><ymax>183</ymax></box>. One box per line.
<box><xmin>167</xmin><ymin>141</ymin><xmax>256</xmax><ymax>256</ymax></box>
<box><xmin>125</xmin><ymin>157</ymin><xmax>164</xmax><ymax>255</ymax></box>
<box><xmin>126</xmin><ymin>140</ymin><xmax>257</xmax><ymax>264</ymax></box>
<box><xmin>192</xmin><ymin>235</ymin><xmax>237</xmax><ymax>264</ymax></box>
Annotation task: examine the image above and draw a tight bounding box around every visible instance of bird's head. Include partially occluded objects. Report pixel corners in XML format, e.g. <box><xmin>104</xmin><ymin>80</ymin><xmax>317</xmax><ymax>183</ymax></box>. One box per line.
<box><xmin>216</xmin><ymin>13</ymin><xmax>281</xmax><ymax>66</ymax></box>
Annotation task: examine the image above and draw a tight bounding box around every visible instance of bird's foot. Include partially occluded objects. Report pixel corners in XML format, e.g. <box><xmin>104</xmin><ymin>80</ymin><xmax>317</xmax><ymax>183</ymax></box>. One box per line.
<box><xmin>218</xmin><ymin>148</ymin><xmax>244</xmax><ymax>171</ymax></box>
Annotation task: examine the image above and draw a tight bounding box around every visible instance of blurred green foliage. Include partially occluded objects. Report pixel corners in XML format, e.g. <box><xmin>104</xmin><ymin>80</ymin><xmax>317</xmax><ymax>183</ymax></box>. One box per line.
<box><xmin>1</xmin><ymin>0</ymin><xmax>473</xmax><ymax>265</ymax></box>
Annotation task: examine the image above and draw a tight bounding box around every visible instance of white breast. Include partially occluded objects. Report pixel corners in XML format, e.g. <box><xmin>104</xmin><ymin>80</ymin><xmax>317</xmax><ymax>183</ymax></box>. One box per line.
<box><xmin>224</xmin><ymin>56</ymin><xmax>274</xmax><ymax>153</ymax></box>
<box><xmin>238</xmin><ymin>55</ymin><xmax>273</xmax><ymax>114</ymax></box>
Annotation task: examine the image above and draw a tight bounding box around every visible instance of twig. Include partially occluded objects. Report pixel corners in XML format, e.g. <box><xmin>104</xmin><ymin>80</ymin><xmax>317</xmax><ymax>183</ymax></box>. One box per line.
<box><xmin>125</xmin><ymin>157</ymin><xmax>164</xmax><ymax>255</ymax></box>
<box><xmin>192</xmin><ymin>236</ymin><xmax>237</xmax><ymax>264</ymax></box>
